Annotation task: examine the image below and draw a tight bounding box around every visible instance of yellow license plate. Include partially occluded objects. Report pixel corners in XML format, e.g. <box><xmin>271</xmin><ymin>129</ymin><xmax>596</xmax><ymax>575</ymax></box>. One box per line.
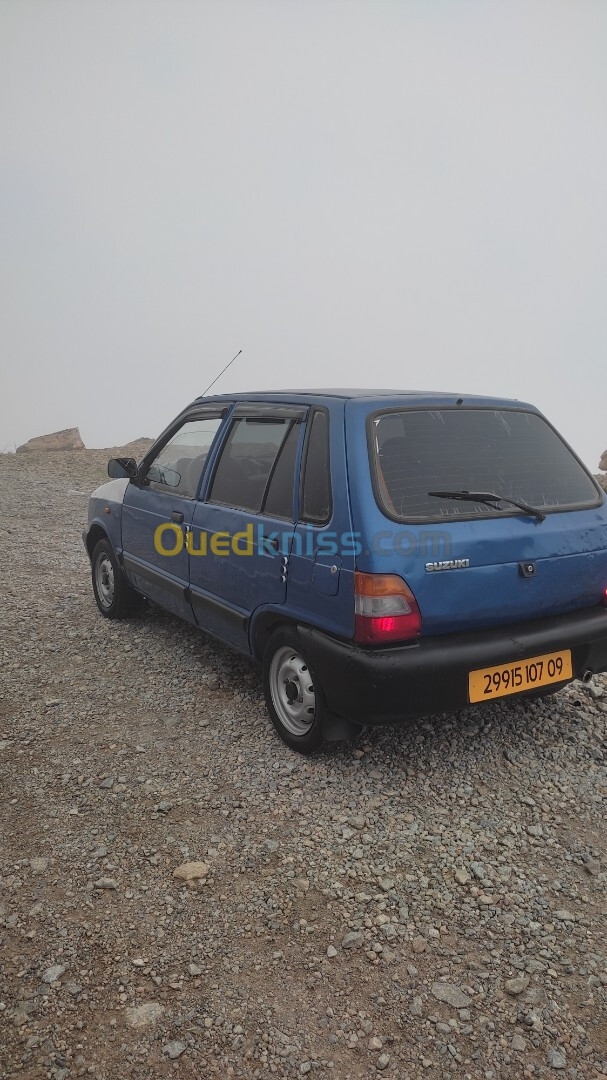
<box><xmin>468</xmin><ymin>649</ymin><xmax>572</xmax><ymax>703</ymax></box>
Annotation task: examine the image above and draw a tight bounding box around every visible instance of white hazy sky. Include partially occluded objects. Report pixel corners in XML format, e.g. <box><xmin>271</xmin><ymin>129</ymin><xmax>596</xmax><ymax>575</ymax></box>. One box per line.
<box><xmin>1</xmin><ymin>0</ymin><xmax>606</xmax><ymax>469</ymax></box>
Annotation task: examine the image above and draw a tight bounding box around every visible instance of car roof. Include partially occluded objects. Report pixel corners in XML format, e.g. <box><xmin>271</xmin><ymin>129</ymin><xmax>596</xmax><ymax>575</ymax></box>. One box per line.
<box><xmin>189</xmin><ymin>388</ymin><xmax>536</xmax><ymax>412</ymax></box>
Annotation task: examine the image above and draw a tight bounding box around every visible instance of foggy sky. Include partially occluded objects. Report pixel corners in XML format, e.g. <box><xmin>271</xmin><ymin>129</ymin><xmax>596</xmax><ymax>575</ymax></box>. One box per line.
<box><xmin>1</xmin><ymin>0</ymin><xmax>606</xmax><ymax>470</ymax></box>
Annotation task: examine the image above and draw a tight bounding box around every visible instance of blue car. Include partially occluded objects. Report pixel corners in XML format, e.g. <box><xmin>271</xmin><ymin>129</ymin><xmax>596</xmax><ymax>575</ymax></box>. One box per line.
<box><xmin>83</xmin><ymin>390</ymin><xmax>607</xmax><ymax>752</ymax></box>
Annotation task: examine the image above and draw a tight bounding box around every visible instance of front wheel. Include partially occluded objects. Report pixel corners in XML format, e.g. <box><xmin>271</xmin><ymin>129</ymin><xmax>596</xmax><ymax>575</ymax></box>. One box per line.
<box><xmin>91</xmin><ymin>538</ymin><xmax>145</xmax><ymax>619</ymax></box>
<box><xmin>262</xmin><ymin>628</ymin><xmax>327</xmax><ymax>753</ymax></box>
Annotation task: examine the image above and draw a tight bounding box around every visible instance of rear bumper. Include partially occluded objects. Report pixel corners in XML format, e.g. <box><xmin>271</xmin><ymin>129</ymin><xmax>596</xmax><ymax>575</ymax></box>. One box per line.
<box><xmin>298</xmin><ymin>605</ymin><xmax>607</xmax><ymax>726</ymax></box>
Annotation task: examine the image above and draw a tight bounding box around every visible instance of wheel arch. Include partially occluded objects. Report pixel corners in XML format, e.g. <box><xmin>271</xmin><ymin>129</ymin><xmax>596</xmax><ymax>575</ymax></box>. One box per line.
<box><xmin>86</xmin><ymin>523</ymin><xmax>111</xmax><ymax>560</ymax></box>
<box><xmin>250</xmin><ymin>610</ymin><xmax>296</xmax><ymax>662</ymax></box>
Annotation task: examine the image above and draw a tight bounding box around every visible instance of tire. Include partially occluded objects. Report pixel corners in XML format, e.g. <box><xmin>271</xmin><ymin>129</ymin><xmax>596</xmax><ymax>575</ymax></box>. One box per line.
<box><xmin>262</xmin><ymin>627</ymin><xmax>327</xmax><ymax>753</ymax></box>
<box><xmin>91</xmin><ymin>538</ymin><xmax>145</xmax><ymax>619</ymax></box>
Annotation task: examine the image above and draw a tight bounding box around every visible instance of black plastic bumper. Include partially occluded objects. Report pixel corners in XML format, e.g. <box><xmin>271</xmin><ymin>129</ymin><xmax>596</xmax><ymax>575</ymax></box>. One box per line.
<box><xmin>298</xmin><ymin>605</ymin><xmax>607</xmax><ymax>726</ymax></box>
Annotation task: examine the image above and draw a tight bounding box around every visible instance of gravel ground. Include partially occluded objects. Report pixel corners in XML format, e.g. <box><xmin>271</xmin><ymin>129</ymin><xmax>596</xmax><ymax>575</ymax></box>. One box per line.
<box><xmin>1</xmin><ymin>450</ymin><xmax>606</xmax><ymax>1080</ymax></box>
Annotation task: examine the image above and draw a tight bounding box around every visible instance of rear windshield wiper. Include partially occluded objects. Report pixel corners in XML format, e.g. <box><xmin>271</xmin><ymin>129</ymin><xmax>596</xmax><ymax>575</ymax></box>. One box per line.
<box><xmin>428</xmin><ymin>490</ymin><xmax>546</xmax><ymax>523</ymax></box>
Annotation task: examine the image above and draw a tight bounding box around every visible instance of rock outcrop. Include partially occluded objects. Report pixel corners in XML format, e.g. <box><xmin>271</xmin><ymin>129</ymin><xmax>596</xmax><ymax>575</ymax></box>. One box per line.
<box><xmin>599</xmin><ymin>449</ymin><xmax>607</xmax><ymax>472</ymax></box>
<box><xmin>16</xmin><ymin>427</ymin><xmax>85</xmax><ymax>453</ymax></box>
<box><xmin>104</xmin><ymin>437</ymin><xmax>154</xmax><ymax>457</ymax></box>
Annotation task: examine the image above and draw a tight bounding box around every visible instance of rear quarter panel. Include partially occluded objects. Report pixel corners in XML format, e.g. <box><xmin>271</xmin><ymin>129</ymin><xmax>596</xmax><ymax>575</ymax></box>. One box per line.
<box><xmin>281</xmin><ymin>398</ymin><xmax>357</xmax><ymax>639</ymax></box>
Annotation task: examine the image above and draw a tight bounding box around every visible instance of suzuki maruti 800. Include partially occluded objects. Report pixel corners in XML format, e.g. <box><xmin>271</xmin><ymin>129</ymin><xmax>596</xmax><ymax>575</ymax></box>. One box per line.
<box><xmin>84</xmin><ymin>390</ymin><xmax>607</xmax><ymax>752</ymax></box>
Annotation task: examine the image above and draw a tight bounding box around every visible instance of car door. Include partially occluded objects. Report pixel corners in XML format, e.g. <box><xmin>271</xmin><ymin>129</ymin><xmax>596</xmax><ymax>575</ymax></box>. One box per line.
<box><xmin>188</xmin><ymin>403</ymin><xmax>306</xmax><ymax>649</ymax></box>
<box><xmin>121</xmin><ymin>410</ymin><xmax>225</xmax><ymax>620</ymax></box>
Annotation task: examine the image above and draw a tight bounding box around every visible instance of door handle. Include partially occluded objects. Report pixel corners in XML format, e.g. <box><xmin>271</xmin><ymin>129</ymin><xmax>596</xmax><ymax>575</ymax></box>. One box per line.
<box><xmin>171</xmin><ymin>510</ymin><xmax>184</xmax><ymax>523</ymax></box>
<box><xmin>260</xmin><ymin>533</ymin><xmax>279</xmax><ymax>551</ymax></box>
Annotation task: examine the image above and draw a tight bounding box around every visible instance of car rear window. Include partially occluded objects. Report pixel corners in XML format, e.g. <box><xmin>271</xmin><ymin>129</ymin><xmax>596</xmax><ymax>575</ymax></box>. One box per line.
<box><xmin>370</xmin><ymin>408</ymin><xmax>600</xmax><ymax>522</ymax></box>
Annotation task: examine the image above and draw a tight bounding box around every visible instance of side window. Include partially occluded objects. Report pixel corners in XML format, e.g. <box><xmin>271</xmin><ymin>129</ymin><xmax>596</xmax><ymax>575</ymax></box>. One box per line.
<box><xmin>145</xmin><ymin>417</ymin><xmax>223</xmax><ymax>498</ymax></box>
<box><xmin>209</xmin><ymin>417</ymin><xmax>290</xmax><ymax>512</ymax></box>
<box><xmin>301</xmin><ymin>409</ymin><xmax>331</xmax><ymax>524</ymax></box>
<box><xmin>262</xmin><ymin>422</ymin><xmax>300</xmax><ymax>520</ymax></box>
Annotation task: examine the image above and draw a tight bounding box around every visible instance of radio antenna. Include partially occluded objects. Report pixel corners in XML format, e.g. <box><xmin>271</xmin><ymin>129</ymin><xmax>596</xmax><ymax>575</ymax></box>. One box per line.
<box><xmin>202</xmin><ymin>349</ymin><xmax>242</xmax><ymax>396</ymax></box>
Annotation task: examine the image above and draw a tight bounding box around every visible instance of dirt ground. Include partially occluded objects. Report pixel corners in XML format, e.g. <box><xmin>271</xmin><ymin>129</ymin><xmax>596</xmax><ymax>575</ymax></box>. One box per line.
<box><xmin>1</xmin><ymin>450</ymin><xmax>606</xmax><ymax>1080</ymax></box>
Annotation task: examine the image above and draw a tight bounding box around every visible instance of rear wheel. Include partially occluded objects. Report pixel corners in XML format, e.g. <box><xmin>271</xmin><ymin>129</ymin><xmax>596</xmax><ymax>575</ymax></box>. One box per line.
<box><xmin>262</xmin><ymin>628</ymin><xmax>327</xmax><ymax>753</ymax></box>
<box><xmin>91</xmin><ymin>538</ymin><xmax>145</xmax><ymax>619</ymax></box>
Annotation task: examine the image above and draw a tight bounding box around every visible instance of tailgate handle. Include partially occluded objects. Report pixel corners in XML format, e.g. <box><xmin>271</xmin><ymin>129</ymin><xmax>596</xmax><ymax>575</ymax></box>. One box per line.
<box><xmin>171</xmin><ymin>510</ymin><xmax>184</xmax><ymax>524</ymax></box>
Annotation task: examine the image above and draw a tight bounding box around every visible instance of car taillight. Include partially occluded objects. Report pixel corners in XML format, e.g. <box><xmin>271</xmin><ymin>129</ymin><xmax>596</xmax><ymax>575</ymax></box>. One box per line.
<box><xmin>354</xmin><ymin>572</ymin><xmax>421</xmax><ymax>644</ymax></box>
<box><xmin>603</xmin><ymin>587</ymin><xmax>607</xmax><ymax>606</ymax></box>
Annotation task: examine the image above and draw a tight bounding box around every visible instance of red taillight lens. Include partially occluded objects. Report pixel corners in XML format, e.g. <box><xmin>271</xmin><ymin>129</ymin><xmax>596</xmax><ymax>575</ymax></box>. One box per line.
<box><xmin>603</xmin><ymin>587</ymin><xmax>607</xmax><ymax>606</ymax></box>
<box><xmin>354</xmin><ymin>572</ymin><xmax>421</xmax><ymax>643</ymax></box>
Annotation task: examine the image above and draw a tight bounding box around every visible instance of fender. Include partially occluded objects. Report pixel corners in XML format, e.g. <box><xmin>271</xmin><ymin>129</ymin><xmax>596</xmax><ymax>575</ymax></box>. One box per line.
<box><xmin>83</xmin><ymin>478</ymin><xmax>129</xmax><ymax>558</ymax></box>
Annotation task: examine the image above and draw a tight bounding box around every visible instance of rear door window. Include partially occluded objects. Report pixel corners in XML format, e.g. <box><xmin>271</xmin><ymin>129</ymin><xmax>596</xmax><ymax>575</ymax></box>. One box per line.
<box><xmin>262</xmin><ymin>423</ymin><xmax>300</xmax><ymax>520</ymax></box>
<box><xmin>370</xmin><ymin>408</ymin><xmax>600</xmax><ymax>522</ymax></box>
<box><xmin>209</xmin><ymin>417</ymin><xmax>290</xmax><ymax>513</ymax></box>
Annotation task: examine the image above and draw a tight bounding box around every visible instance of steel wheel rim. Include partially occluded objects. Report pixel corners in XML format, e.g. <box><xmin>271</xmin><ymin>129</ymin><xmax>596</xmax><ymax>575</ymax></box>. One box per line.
<box><xmin>269</xmin><ymin>646</ymin><xmax>316</xmax><ymax>737</ymax></box>
<box><xmin>95</xmin><ymin>554</ymin><xmax>115</xmax><ymax>609</ymax></box>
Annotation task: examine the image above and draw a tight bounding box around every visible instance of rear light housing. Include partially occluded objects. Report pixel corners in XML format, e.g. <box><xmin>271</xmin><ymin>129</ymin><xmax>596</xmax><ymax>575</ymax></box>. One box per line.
<box><xmin>354</xmin><ymin>572</ymin><xmax>421</xmax><ymax>644</ymax></box>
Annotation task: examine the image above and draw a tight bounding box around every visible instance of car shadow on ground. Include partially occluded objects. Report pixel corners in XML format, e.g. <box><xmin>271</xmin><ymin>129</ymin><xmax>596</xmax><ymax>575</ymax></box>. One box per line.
<box><xmin>138</xmin><ymin>601</ymin><xmax>588</xmax><ymax>771</ymax></box>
